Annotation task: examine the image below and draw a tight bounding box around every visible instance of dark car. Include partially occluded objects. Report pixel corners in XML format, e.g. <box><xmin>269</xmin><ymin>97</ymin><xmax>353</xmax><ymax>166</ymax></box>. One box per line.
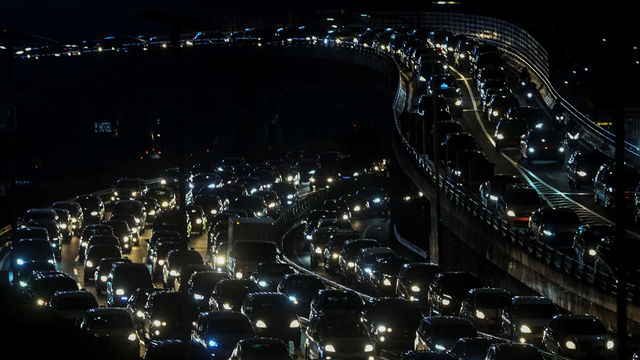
<box><xmin>209</xmin><ymin>278</ymin><xmax>261</xmax><ymax>311</ymax></box>
<box><xmin>308</xmin><ymin>289</ymin><xmax>363</xmax><ymax>320</ymax></box>
<box><xmin>428</xmin><ymin>272</ymin><xmax>483</xmax><ymax>316</ymax></box>
<box><xmin>102</xmin><ymin>219</ymin><xmax>135</xmax><ymax>254</ymax></box>
<box><xmin>83</xmin><ymin>244</ymin><xmax>122</xmax><ymax>282</ymax></box>
<box><xmin>594</xmin><ymin>163</ymin><xmax>640</xmax><ymax>209</ymax></box>
<box><xmin>192</xmin><ymin>311</ymin><xmax>256</xmax><ymax>358</ymax></box>
<box><xmin>353</xmin><ymin>247</ymin><xmax>397</xmax><ymax>293</ymax></box>
<box><xmin>49</xmin><ymin>290</ymin><xmax>99</xmax><ymax>323</ymax></box>
<box><xmin>520</xmin><ymin>129</ymin><xmax>565</xmax><ymax>164</ymax></box>
<box><xmin>162</xmin><ymin>248</ymin><xmax>203</xmax><ymax>289</ymax></box>
<box><xmin>250</xmin><ymin>262</ymin><xmax>297</xmax><ymax>292</ymax></box>
<box><xmin>486</xmin><ymin>93</ymin><xmax>520</xmax><ymax>126</ymax></box>
<box><xmin>396</xmin><ymin>262</ymin><xmax>442</xmax><ymax>312</ymax></box>
<box><xmin>296</xmin><ymin>158</ymin><xmax>322</xmax><ymax>184</ymax></box>
<box><xmin>234</xmin><ymin>195</ymin><xmax>269</xmax><ymax>218</ymax></box>
<box><xmin>501</xmin><ymin>296</ymin><xmax>559</xmax><ymax>344</ymax></box>
<box><xmin>355</xmin><ymin>187</ymin><xmax>390</xmax><ymax>216</ymax></box>
<box><xmin>504</xmin><ymin>106</ymin><xmax>548</xmax><ymax>132</ymax></box>
<box><xmin>26</xmin><ymin>271</ymin><xmax>80</xmax><ymax>307</ymax></box>
<box><xmin>277</xmin><ymin>274</ymin><xmax>326</xmax><ymax>318</ymax></box>
<box><xmin>449</xmin><ymin>337</ymin><xmax>506</xmax><ymax>360</ymax></box>
<box><xmin>339</xmin><ymin>239</ymin><xmax>380</xmax><ymax>284</ymax></box>
<box><xmin>572</xmin><ymin>223</ymin><xmax>617</xmax><ymax>267</ymax></box>
<box><xmin>147</xmin><ymin>186</ymin><xmax>177</xmax><ymax>210</ymax></box>
<box><xmin>75</xmin><ymin>194</ymin><xmax>105</xmax><ymax>224</ymax></box>
<box><xmin>369</xmin><ymin>256</ymin><xmax>410</xmax><ymax>297</ymax></box>
<box><xmin>594</xmin><ymin>236</ymin><xmax>640</xmax><ymax>285</ymax></box>
<box><xmin>79</xmin><ymin>308</ymin><xmax>140</xmax><ymax>356</ymax></box>
<box><xmin>142</xmin><ymin>291</ymin><xmax>200</xmax><ymax>343</ymax></box>
<box><xmin>25</xmin><ymin>219</ymin><xmax>62</xmax><ymax>260</ymax></box>
<box><xmin>440</xmin><ymin>132</ymin><xmax>480</xmax><ymax>168</ymax></box>
<box><xmin>459</xmin><ymin>288</ymin><xmax>511</xmax><ymax>334</ymax></box>
<box><xmin>51</xmin><ymin>201</ymin><xmax>84</xmax><ymax>236</ymax></box>
<box><xmin>111</xmin><ymin>177</ymin><xmax>147</xmax><ymax>202</ymax></box>
<box><xmin>50</xmin><ymin>208</ymin><xmax>72</xmax><ymax>242</ymax></box>
<box><xmin>150</xmin><ymin>241</ymin><xmax>181</xmax><ymax>281</ymax></box>
<box><xmin>494</xmin><ymin>118</ymin><xmax>528</xmax><ymax>149</ymax></box>
<box><xmin>542</xmin><ymin>314</ymin><xmax>616</xmax><ymax>360</ymax></box>
<box><xmin>497</xmin><ymin>184</ymin><xmax>544</xmax><ymax>228</ymax></box>
<box><xmin>361</xmin><ymin>297</ymin><xmax>423</xmax><ymax>355</ymax></box>
<box><xmin>78</xmin><ymin>224</ymin><xmax>115</xmax><ymax>259</ymax></box>
<box><xmin>528</xmin><ymin>207</ymin><xmax>581</xmax><ymax>253</ymax></box>
<box><xmin>415</xmin><ymin>316</ymin><xmax>478</xmax><ymax>352</ymax></box>
<box><xmin>241</xmin><ymin>292</ymin><xmax>302</xmax><ymax>348</ymax></box>
<box><xmin>304</xmin><ymin>314</ymin><xmax>375</xmax><ymax>360</ymax></box>
<box><xmin>94</xmin><ymin>257</ymin><xmax>132</xmax><ymax>294</ymax></box>
<box><xmin>566</xmin><ymin>150</ymin><xmax>610</xmax><ymax>189</ymax></box>
<box><xmin>106</xmin><ymin>262</ymin><xmax>154</xmax><ymax>307</ymax></box>
<box><xmin>446</xmin><ymin>150</ymin><xmax>495</xmax><ymax>191</ymax></box>
<box><xmin>478</xmin><ymin>174</ymin><xmax>521</xmax><ymax>210</ymax></box>
<box><xmin>111</xmin><ymin>199</ymin><xmax>147</xmax><ymax>233</ymax></box>
<box><xmin>339</xmin><ymin>194</ymin><xmax>369</xmax><ymax>219</ymax></box>
<box><xmin>187</xmin><ymin>270</ymin><xmax>229</xmax><ymax>311</ymax></box>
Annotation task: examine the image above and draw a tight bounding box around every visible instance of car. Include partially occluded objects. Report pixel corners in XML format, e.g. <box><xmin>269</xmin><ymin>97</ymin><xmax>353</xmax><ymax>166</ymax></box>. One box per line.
<box><xmin>75</xmin><ymin>194</ymin><xmax>105</xmax><ymax>224</ymax></box>
<box><xmin>51</xmin><ymin>201</ymin><xmax>84</xmax><ymax>236</ymax></box>
<box><xmin>22</xmin><ymin>209</ymin><xmax>59</xmax><ymax>225</ymax></box>
<box><xmin>83</xmin><ymin>244</ymin><xmax>122</xmax><ymax>282</ymax></box>
<box><xmin>485</xmin><ymin>343</ymin><xmax>545</xmax><ymax>360</ymax></box>
<box><xmin>360</xmin><ymin>297</ymin><xmax>423</xmax><ymax>355</ymax></box>
<box><xmin>109</xmin><ymin>213</ymin><xmax>141</xmax><ymax>244</ymax></box>
<box><xmin>566</xmin><ymin>150</ymin><xmax>610</xmax><ymax>189</ymax></box>
<box><xmin>493</xmin><ymin>118</ymin><xmax>528</xmax><ymax>149</ymax></box>
<box><xmin>24</xmin><ymin>219</ymin><xmax>62</xmax><ymax>260</ymax></box>
<box><xmin>12</xmin><ymin>238</ymin><xmax>56</xmax><ymax>268</ymax></box>
<box><xmin>339</xmin><ymin>239</ymin><xmax>380</xmax><ymax>284</ymax></box>
<box><xmin>49</xmin><ymin>290</ymin><xmax>99</xmax><ymax>323</ymax></box>
<box><xmin>192</xmin><ymin>311</ymin><xmax>256</xmax><ymax>358</ymax></box>
<box><xmin>153</xmin><ymin>208</ymin><xmax>192</xmax><ymax>239</ymax></box>
<box><xmin>503</xmin><ymin>106</ymin><xmax>548</xmax><ymax>132</ymax></box>
<box><xmin>430</xmin><ymin>74</ymin><xmax>463</xmax><ymax>116</ymax></box>
<box><xmin>353</xmin><ymin>246</ymin><xmax>397</xmax><ymax>292</ymax></box>
<box><xmin>446</xmin><ymin>150</ymin><xmax>495</xmax><ymax>191</ymax></box>
<box><xmin>184</xmin><ymin>204</ymin><xmax>207</xmax><ymax>235</ymax></box>
<box><xmin>94</xmin><ymin>257</ymin><xmax>132</xmax><ymax>294</ymax></box>
<box><xmin>250</xmin><ymin>262</ymin><xmax>297</xmax><ymax>292</ymax></box>
<box><xmin>241</xmin><ymin>292</ymin><xmax>302</xmax><ymax>348</ymax></box>
<box><xmin>82</xmin><ymin>234</ymin><xmax>121</xmax><ymax>260</ymax></box>
<box><xmin>339</xmin><ymin>194</ymin><xmax>369</xmax><ymax>219</ymax></box>
<box><xmin>440</xmin><ymin>132</ymin><xmax>480</xmax><ymax>168</ymax></box>
<box><xmin>102</xmin><ymin>219</ymin><xmax>135</xmax><ymax>254</ymax></box>
<box><xmin>254</xmin><ymin>189</ymin><xmax>282</xmax><ymax>217</ymax></box>
<box><xmin>163</xmin><ymin>248</ymin><xmax>204</xmax><ymax>289</ymax></box>
<box><xmin>528</xmin><ymin>206</ymin><xmax>581</xmax><ymax>253</ymax></box>
<box><xmin>50</xmin><ymin>207</ymin><xmax>72</xmax><ymax>242</ymax></box>
<box><xmin>150</xmin><ymin>241</ymin><xmax>181</xmax><ymax>281</ymax></box>
<box><xmin>209</xmin><ymin>278</ymin><xmax>261</xmax><ymax>311</ymax></box>
<box><xmin>519</xmin><ymin>129</ymin><xmax>565</xmax><ymax>164</ymax></box>
<box><xmin>542</xmin><ymin>314</ymin><xmax>616</xmax><ymax>360</ymax></box>
<box><xmin>594</xmin><ymin>163</ymin><xmax>640</xmax><ymax>209</ymax></box>
<box><xmin>368</xmin><ymin>256</ymin><xmax>410</xmax><ymax>297</ymax></box>
<box><xmin>501</xmin><ymin>296</ymin><xmax>559</xmax><ymax>344</ymax></box>
<box><xmin>308</xmin><ymin>289</ymin><xmax>363</xmax><ymax>320</ymax></box>
<box><xmin>571</xmin><ymin>224</ymin><xmax>617</xmax><ymax>267</ymax></box>
<box><xmin>187</xmin><ymin>270</ymin><xmax>229</xmax><ymax>311</ymax></box>
<box><xmin>78</xmin><ymin>224</ymin><xmax>115</xmax><ymax>260</ymax></box>
<box><xmin>396</xmin><ymin>262</ymin><xmax>442</xmax><ymax>311</ymax></box>
<box><xmin>478</xmin><ymin>174</ymin><xmax>521</xmax><ymax>210</ymax></box>
<box><xmin>26</xmin><ymin>271</ymin><xmax>80</xmax><ymax>307</ymax></box>
<box><xmin>355</xmin><ymin>187</ymin><xmax>390</xmax><ymax>216</ymax></box>
<box><xmin>458</xmin><ymin>288</ymin><xmax>511</xmax><ymax>334</ymax></box>
<box><xmin>277</xmin><ymin>274</ymin><xmax>326</xmax><ymax>318</ymax></box>
<box><xmin>126</xmin><ymin>287</ymin><xmax>163</xmax><ymax>333</ymax></box>
<box><xmin>496</xmin><ymin>184</ymin><xmax>544</xmax><ymax>228</ymax></box>
<box><xmin>79</xmin><ymin>308</ymin><xmax>140</xmax><ymax>356</ymax></box>
<box><xmin>233</xmin><ymin>195</ymin><xmax>269</xmax><ymax>218</ymax></box>
<box><xmin>594</xmin><ymin>235</ymin><xmax>640</xmax><ymax>285</ymax></box>
<box><xmin>449</xmin><ymin>337</ymin><xmax>506</xmax><ymax>360</ymax></box>
<box><xmin>174</xmin><ymin>264</ymin><xmax>214</xmax><ymax>291</ymax></box>
<box><xmin>271</xmin><ymin>182</ymin><xmax>298</xmax><ymax>205</ymax></box>
<box><xmin>486</xmin><ymin>93</ymin><xmax>520</xmax><ymax>126</ymax></box>
<box><xmin>111</xmin><ymin>199</ymin><xmax>147</xmax><ymax>233</ymax></box>
<box><xmin>138</xmin><ymin>196</ymin><xmax>161</xmax><ymax>224</ymax></box>
<box><xmin>414</xmin><ymin>316</ymin><xmax>478</xmax><ymax>352</ymax></box>
<box><xmin>229</xmin><ymin>338</ymin><xmax>297</xmax><ymax>360</ymax></box>
<box><xmin>106</xmin><ymin>262</ymin><xmax>154</xmax><ymax>307</ymax></box>
<box><xmin>143</xmin><ymin>339</ymin><xmax>212</xmax><ymax>360</ymax></box>
<box><xmin>141</xmin><ymin>290</ymin><xmax>200</xmax><ymax>343</ymax></box>
<box><xmin>428</xmin><ymin>272</ymin><xmax>483</xmax><ymax>316</ymax></box>
<box><xmin>147</xmin><ymin>186</ymin><xmax>177</xmax><ymax>210</ymax></box>
<box><xmin>111</xmin><ymin>177</ymin><xmax>147</xmax><ymax>202</ymax></box>
<box><xmin>304</xmin><ymin>314</ymin><xmax>375</xmax><ymax>360</ymax></box>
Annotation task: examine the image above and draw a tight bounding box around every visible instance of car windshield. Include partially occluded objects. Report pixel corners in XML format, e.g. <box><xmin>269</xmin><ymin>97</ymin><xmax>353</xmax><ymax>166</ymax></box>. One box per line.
<box><xmin>89</xmin><ymin>313</ymin><xmax>134</xmax><ymax>329</ymax></box>
<box><xmin>322</xmin><ymin>294</ymin><xmax>361</xmax><ymax>311</ymax></box>
<box><xmin>542</xmin><ymin>211</ymin><xmax>580</xmax><ymax>225</ymax></box>
<box><xmin>516</xmin><ymin>303</ymin><xmax>558</xmax><ymax>319</ymax></box>
<box><xmin>257</xmin><ymin>265</ymin><xmax>295</xmax><ymax>277</ymax></box>
<box><xmin>321</xmin><ymin>320</ymin><xmax>367</xmax><ymax>337</ymax></box>
<box><xmin>243</xmin><ymin>343</ymin><xmax>289</xmax><ymax>360</ymax></box>
<box><xmin>476</xmin><ymin>293</ymin><xmax>511</xmax><ymax>308</ymax></box>
<box><xmin>56</xmin><ymin>296</ymin><xmax>98</xmax><ymax>310</ymax></box>
<box><xmin>208</xmin><ymin>318</ymin><xmax>253</xmax><ymax>334</ymax></box>
<box><xmin>507</xmin><ymin>191</ymin><xmax>541</xmax><ymax>205</ymax></box>
<box><xmin>433</xmin><ymin>323</ymin><xmax>477</xmax><ymax>338</ymax></box>
<box><xmin>562</xmin><ymin>318</ymin><xmax>608</xmax><ymax>335</ymax></box>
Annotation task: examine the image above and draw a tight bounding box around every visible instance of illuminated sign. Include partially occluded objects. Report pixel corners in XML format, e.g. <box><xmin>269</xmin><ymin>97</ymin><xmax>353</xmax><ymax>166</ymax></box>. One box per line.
<box><xmin>95</xmin><ymin>122</ymin><xmax>112</xmax><ymax>133</ymax></box>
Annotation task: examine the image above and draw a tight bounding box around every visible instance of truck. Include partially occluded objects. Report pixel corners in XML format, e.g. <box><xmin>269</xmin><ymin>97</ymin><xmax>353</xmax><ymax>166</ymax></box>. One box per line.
<box><xmin>227</xmin><ymin>217</ymin><xmax>281</xmax><ymax>279</ymax></box>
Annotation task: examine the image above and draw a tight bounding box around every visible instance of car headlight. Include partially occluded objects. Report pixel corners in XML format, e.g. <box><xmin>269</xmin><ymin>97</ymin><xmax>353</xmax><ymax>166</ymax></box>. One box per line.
<box><xmin>196</xmin><ymin>218</ymin><xmax>202</xmax><ymax>224</ymax></box>
<box><xmin>577</xmin><ymin>171</ymin><xmax>588</xmax><ymax>177</ymax></box>
<box><xmin>194</xmin><ymin>294</ymin><xmax>205</xmax><ymax>300</ymax></box>
<box><xmin>60</xmin><ymin>223</ymin><xmax>67</xmax><ymax>229</ymax></box>
<box><xmin>492</xmin><ymin>111</ymin><xmax>499</xmax><ymax>117</ymax></box>
<box><xmin>208</xmin><ymin>340</ymin><xmax>219</xmax><ymax>348</ymax></box>
<box><xmin>507</xmin><ymin>210</ymin><xmax>516</xmax><ymax>217</ymax></box>
<box><xmin>222</xmin><ymin>303</ymin><xmax>232</xmax><ymax>310</ymax></box>
<box><xmin>528</xmin><ymin>147</ymin><xmax>535</xmax><ymax>153</ymax></box>
<box><xmin>455</xmin><ymin>99</ymin><xmax>462</xmax><ymax>106</ymax></box>
<box><xmin>588</xmin><ymin>249</ymin><xmax>597</xmax><ymax>256</ymax></box>
<box><xmin>162</xmin><ymin>201</ymin><xmax>169</xmax><ymax>207</ymax></box>
<box><xmin>86</xmin><ymin>260</ymin><xmax>93</xmax><ymax>268</ymax></box>
<box><xmin>442</xmin><ymin>298</ymin><xmax>450</xmax><ymax>306</ymax></box>
<box><xmin>411</xmin><ymin>285</ymin><xmax>420</xmax><ymax>292</ymax></box>
<box><xmin>325</xmin><ymin>345</ymin><xmax>336</xmax><ymax>352</ymax></box>
<box><xmin>475</xmin><ymin>310</ymin><xmax>485</xmax><ymax>319</ymax></box>
<box><xmin>216</xmin><ymin>256</ymin><xmax>225</xmax><ymax>265</ymax></box>
<box><xmin>559</xmin><ymin>147</ymin><xmax>565</xmax><ymax>152</ymax></box>
<box><xmin>565</xmin><ymin>340</ymin><xmax>576</xmax><ymax>350</ymax></box>
<box><xmin>606</xmin><ymin>340</ymin><xmax>615</xmax><ymax>350</ymax></box>
<box><xmin>365</xmin><ymin>344</ymin><xmax>374</xmax><ymax>352</ymax></box>
<box><xmin>496</xmin><ymin>133</ymin><xmax>504</xmax><ymax>139</ymax></box>
<box><xmin>290</xmin><ymin>320</ymin><xmax>300</xmax><ymax>328</ymax></box>
<box><xmin>235</xmin><ymin>272</ymin><xmax>243</xmax><ymax>279</ymax></box>
<box><xmin>520</xmin><ymin>325</ymin><xmax>532</xmax><ymax>333</ymax></box>
<box><xmin>383</xmin><ymin>278</ymin><xmax>392</xmax><ymax>286</ymax></box>
<box><xmin>100</xmin><ymin>276</ymin><xmax>108</xmax><ymax>282</ymax></box>
<box><xmin>157</xmin><ymin>260</ymin><xmax>164</xmax><ymax>265</ymax></box>
<box><xmin>256</xmin><ymin>320</ymin><xmax>267</xmax><ymax>328</ymax></box>
<box><xmin>91</xmin><ymin>211</ymin><xmax>99</xmax><ymax>216</ymax></box>
<box><xmin>289</xmin><ymin>296</ymin><xmax>298</xmax><ymax>304</ymax></box>
<box><xmin>543</xmin><ymin>230</ymin><xmax>554</xmax><ymax>236</ymax></box>
<box><xmin>258</xmin><ymin>281</ymin><xmax>268</xmax><ymax>287</ymax></box>
<box><xmin>435</xmin><ymin>344</ymin><xmax>446</xmax><ymax>351</ymax></box>
<box><xmin>16</xmin><ymin>259</ymin><xmax>24</xmax><ymax>265</ymax></box>
<box><xmin>169</xmin><ymin>270</ymin><xmax>179</xmax><ymax>276</ymax></box>
<box><xmin>353</xmin><ymin>206</ymin><xmax>361</xmax><ymax>211</ymax></box>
